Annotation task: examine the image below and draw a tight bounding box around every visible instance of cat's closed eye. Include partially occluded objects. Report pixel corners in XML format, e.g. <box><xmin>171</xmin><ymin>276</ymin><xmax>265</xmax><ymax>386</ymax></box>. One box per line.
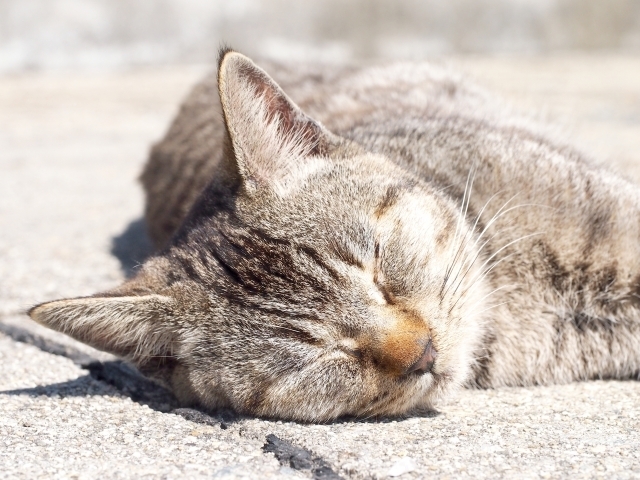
<box><xmin>373</xmin><ymin>240</ymin><xmax>396</xmax><ymax>304</ymax></box>
<box><xmin>336</xmin><ymin>339</ymin><xmax>364</xmax><ymax>360</ymax></box>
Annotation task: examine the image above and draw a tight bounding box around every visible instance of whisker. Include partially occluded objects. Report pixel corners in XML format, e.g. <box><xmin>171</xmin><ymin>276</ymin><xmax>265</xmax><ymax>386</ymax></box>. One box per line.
<box><xmin>452</xmin><ymin>284</ymin><xmax>513</xmax><ymax>314</ymax></box>
<box><xmin>442</xmin><ymin>191</ymin><xmax>522</xmax><ymax>300</ymax></box>
<box><xmin>441</xmin><ymin>167</ymin><xmax>475</xmax><ymax>298</ymax></box>
<box><xmin>452</xmin><ymin>232</ymin><xmax>543</xmax><ymax>310</ymax></box>
<box><xmin>446</xmin><ymin>224</ymin><xmax>519</xmax><ymax>301</ymax></box>
<box><xmin>474</xmin><ymin>301</ymin><xmax>511</xmax><ymax>317</ymax></box>
<box><xmin>468</xmin><ymin>231</ymin><xmax>543</xmax><ymax>288</ymax></box>
<box><xmin>471</xmin><ymin>192</ymin><xmax>521</xmax><ymax>246</ymax></box>
<box><xmin>468</xmin><ymin>199</ymin><xmax>551</xmax><ymax>256</ymax></box>
<box><xmin>553</xmin><ymin>286</ymin><xmax>573</xmax><ymax>309</ymax></box>
<box><xmin>441</xmin><ymin>165</ymin><xmax>478</xmax><ymax>297</ymax></box>
<box><xmin>459</xmin><ymin>251</ymin><xmax>519</xmax><ymax>303</ymax></box>
<box><xmin>446</xmin><ymin>195</ymin><xmax>553</xmax><ymax>304</ymax></box>
<box><xmin>470</xmin><ymin>189</ymin><xmax>506</xmax><ymax>235</ymax></box>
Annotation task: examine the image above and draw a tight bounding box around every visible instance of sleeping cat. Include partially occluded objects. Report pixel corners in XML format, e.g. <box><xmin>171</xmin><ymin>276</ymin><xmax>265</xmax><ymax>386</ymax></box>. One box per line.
<box><xmin>29</xmin><ymin>49</ymin><xmax>640</xmax><ymax>422</ymax></box>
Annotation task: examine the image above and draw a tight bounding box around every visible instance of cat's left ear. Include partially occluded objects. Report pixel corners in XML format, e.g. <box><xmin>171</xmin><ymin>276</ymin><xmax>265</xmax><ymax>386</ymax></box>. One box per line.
<box><xmin>217</xmin><ymin>49</ymin><xmax>336</xmax><ymax>193</ymax></box>
<box><xmin>28</xmin><ymin>293</ymin><xmax>179</xmax><ymax>366</ymax></box>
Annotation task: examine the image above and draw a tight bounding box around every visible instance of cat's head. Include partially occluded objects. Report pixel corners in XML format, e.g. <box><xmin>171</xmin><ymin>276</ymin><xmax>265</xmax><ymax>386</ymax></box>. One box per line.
<box><xmin>29</xmin><ymin>50</ymin><xmax>488</xmax><ymax>422</ymax></box>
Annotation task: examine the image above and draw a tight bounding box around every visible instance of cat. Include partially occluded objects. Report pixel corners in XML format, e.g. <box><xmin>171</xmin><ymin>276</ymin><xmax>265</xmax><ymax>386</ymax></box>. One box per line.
<box><xmin>29</xmin><ymin>48</ymin><xmax>640</xmax><ymax>422</ymax></box>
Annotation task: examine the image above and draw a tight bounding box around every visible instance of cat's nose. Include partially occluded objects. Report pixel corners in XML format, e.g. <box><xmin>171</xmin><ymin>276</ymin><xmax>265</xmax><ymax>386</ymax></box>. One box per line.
<box><xmin>369</xmin><ymin>308</ymin><xmax>436</xmax><ymax>376</ymax></box>
<box><xmin>405</xmin><ymin>339</ymin><xmax>437</xmax><ymax>375</ymax></box>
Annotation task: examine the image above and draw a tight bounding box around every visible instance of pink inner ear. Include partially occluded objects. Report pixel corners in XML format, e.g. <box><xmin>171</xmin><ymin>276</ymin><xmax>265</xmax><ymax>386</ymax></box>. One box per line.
<box><xmin>237</xmin><ymin>63</ymin><xmax>324</xmax><ymax>157</ymax></box>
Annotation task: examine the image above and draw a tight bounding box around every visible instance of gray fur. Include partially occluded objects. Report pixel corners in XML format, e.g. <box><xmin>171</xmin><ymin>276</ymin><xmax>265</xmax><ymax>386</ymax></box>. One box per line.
<box><xmin>30</xmin><ymin>50</ymin><xmax>640</xmax><ymax>422</ymax></box>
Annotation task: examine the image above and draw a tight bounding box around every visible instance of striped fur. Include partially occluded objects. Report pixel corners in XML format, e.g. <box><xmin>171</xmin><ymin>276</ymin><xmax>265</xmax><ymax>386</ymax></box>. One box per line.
<box><xmin>30</xmin><ymin>50</ymin><xmax>640</xmax><ymax>421</ymax></box>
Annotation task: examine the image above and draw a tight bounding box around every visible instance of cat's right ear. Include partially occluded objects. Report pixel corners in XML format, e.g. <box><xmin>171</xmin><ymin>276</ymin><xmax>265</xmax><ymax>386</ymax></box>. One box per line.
<box><xmin>216</xmin><ymin>48</ymin><xmax>336</xmax><ymax>194</ymax></box>
<box><xmin>28</xmin><ymin>293</ymin><xmax>179</xmax><ymax>364</ymax></box>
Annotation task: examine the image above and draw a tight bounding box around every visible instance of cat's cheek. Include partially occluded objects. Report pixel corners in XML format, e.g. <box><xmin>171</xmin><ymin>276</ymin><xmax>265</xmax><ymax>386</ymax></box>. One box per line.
<box><xmin>262</xmin><ymin>361</ymin><xmax>373</xmax><ymax>421</ymax></box>
<box><xmin>174</xmin><ymin>363</ymin><xmax>235</xmax><ymax>412</ymax></box>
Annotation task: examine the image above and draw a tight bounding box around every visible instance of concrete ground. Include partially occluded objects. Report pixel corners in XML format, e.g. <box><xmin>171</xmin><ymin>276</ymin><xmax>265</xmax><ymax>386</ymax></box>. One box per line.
<box><xmin>1</xmin><ymin>55</ymin><xmax>640</xmax><ymax>479</ymax></box>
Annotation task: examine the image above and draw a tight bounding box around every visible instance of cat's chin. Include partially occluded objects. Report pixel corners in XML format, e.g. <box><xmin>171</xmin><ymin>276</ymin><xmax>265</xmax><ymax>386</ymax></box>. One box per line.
<box><xmin>345</xmin><ymin>365</ymin><xmax>465</xmax><ymax>422</ymax></box>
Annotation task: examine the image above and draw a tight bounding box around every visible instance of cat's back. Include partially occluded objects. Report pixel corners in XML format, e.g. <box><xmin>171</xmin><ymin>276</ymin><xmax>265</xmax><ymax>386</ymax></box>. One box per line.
<box><xmin>141</xmin><ymin>59</ymin><xmax>516</xmax><ymax>248</ymax></box>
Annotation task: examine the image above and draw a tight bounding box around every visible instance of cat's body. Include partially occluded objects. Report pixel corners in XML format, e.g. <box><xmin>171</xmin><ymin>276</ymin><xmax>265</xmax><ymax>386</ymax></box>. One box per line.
<box><xmin>30</xmin><ymin>51</ymin><xmax>640</xmax><ymax>421</ymax></box>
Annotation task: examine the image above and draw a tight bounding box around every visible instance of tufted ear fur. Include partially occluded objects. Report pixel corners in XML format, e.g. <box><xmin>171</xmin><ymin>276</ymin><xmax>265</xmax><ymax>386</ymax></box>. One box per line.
<box><xmin>217</xmin><ymin>49</ymin><xmax>334</xmax><ymax>194</ymax></box>
<box><xmin>28</xmin><ymin>293</ymin><xmax>178</xmax><ymax>365</ymax></box>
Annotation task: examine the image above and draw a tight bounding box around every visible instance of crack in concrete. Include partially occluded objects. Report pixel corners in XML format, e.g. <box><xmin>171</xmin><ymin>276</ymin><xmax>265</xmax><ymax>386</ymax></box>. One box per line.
<box><xmin>263</xmin><ymin>434</ymin><xmax>343</xmax><ymax>479</ymax></box>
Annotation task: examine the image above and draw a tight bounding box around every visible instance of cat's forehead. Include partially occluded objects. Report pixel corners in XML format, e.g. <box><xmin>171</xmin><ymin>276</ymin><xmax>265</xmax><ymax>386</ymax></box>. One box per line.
<box><xmin>239</xmin><ymin>153</ymin><xmax>426</xmax><ymax>216</ymax></box>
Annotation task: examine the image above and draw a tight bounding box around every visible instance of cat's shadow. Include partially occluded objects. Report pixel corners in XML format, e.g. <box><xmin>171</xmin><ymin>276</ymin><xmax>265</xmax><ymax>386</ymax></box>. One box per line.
<box><xmin>0</xmin><ymin>320</ymin><xmax>241</xmax><ymax>428</ymax></box>
<box><xmin>110</xmin><ymin>217</ymin><xmax>154</xmax><ymax>278</ymax></box>
<box><xmin>1</xmin><ymin>372</ymin><xmax>240</xmax><ymax>429</ymax></box>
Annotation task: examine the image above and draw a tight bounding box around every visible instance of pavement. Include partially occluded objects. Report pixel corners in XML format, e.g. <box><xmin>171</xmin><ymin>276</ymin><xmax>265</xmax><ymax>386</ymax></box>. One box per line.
<box><xmin>1</xmin><ymin>55</ymin><xmax>640</xmax><ymax>479</ymax></box>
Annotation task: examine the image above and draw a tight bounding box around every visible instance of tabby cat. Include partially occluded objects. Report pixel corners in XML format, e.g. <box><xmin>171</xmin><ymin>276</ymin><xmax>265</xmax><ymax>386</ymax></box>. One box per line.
<box><xmin>29</xmin><ymin>49</ymin><xmax>640</xmax><ymax>422</ymax></box>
